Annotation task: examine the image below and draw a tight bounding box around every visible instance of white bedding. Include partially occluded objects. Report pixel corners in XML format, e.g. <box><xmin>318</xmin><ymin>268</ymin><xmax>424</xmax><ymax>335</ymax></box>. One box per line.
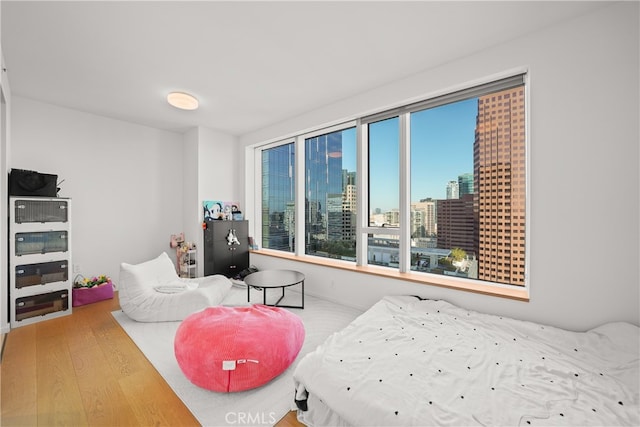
<box><xmin>293</xmin><ymin>296</ymin><xmax>640</xmax><ymax>426</ymax></box>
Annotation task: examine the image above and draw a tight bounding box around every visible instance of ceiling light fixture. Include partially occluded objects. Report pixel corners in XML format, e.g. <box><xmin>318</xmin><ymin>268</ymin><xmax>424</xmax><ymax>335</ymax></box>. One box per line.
<box><xmin>167</xmin><ymin>91</ymin><xmax>199</xmax><ymax>110</ymax></box>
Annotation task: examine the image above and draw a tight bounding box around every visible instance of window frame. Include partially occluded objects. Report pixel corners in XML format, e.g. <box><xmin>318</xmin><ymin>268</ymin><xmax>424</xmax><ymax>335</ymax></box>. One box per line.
<box><xmin>252</xmin><ymin>71</ymin><xmax>530</xmax><ymax>297</ymax></box>
<box><xmin>254</xmin><ymin>138</ymin><xmax>296</xmax><ymax>253</ymax></box>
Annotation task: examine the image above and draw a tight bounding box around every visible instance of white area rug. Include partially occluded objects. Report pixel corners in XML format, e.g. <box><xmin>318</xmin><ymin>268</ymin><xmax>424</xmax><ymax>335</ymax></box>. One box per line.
<box><xmin>111</xmin><ymin>286</ymin><xmax>362</xmax><ymax>427</ymax></box>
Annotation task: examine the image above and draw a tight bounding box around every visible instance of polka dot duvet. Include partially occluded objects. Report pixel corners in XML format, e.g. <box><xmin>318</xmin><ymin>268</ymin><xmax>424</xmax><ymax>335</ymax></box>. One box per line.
<box><xmin>293</xmin><ymin>295</ymin><xmax>639</xmax><ymax>426</ymax></box>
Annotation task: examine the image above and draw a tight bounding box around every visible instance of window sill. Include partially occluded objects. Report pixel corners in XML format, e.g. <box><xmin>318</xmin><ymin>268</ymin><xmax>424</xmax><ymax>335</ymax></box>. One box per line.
<box><xmin>250</xmin><ymin>248</ymin><xmax>529</xmax><ymax>302</ymax></box>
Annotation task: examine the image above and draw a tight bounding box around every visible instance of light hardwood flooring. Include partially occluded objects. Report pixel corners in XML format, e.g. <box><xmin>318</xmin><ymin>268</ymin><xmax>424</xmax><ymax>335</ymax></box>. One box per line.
<box><xmin>1</xmin><ymin>291</ymin><xmax>304</xmax><ymax>427</ymax></box>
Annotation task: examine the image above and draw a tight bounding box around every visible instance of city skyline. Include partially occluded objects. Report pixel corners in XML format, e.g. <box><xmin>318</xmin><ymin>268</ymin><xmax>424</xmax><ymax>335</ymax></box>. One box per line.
<box><xmin>341</xmin><ymin>97</ymin><xmax>478</xmax><ymax>211</ymax></box>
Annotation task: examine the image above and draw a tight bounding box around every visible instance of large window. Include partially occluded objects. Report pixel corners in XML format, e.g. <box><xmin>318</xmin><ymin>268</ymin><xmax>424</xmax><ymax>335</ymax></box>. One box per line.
<box><xmin>257</xmin><ymin>74</ymin><xmax>527</xmax><ymax>289</ymax></box>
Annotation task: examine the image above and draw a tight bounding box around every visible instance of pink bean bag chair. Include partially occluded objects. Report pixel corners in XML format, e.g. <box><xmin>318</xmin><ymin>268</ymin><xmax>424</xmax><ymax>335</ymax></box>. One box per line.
<box><xmin>174</xmin><ymin>304</ymin><xmax>305</xmax><ymax>392</ymax></box>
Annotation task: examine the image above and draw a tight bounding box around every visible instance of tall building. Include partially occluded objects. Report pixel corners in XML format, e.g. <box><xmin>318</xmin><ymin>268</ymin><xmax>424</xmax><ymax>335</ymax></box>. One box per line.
<box><xmin>305</xmin><ymin>132</ymin><xmax>357</xmax><ymax>258</ymax></box>
<box><xmin>458</xmin><ymin>173</ymin><xmax>474</xmax><ymax>196</ymax></box>
<box><xmin>327</xmin><ymin>193</ymin><xmax>344</xmax><ymax>242</ymax></box>
<box><xmin>384</xmin><ymin>209</ymin><xmax>400</xmax><ymax>226</ymax></box>
<box><xmin>436</xmin><ymin>193</ymin><xmax>475</xmax><ymax>257</ymax></box>
<box><xmin>261</xmin><ymin>143</ymin><xmax>295</xmax><ymax>252</ymax></box>
<box><xmin>474</xmin><ymin>86</ymin><xmax>526</xmax><ymax>285</ymax></box>
<box><xmin>305</xmin><ymin>133</ymin><xmax>341</xmax><ymax>251</ymax></box>
<box><xmin>446</xmin><ymin>180</ymin><xmax>459</xmax><ymax>199</ymax></box>
<box><xmin>342</xmin><ymin>171</ymin><xmax>357</xmax><ymax>213</ymax></box>
<box><xmin>412</xmin><ymin>198</ymin><xmax>437</xmax><ymax>236</ymax></box>
<box><xmin>342</xmin><ymin>172</ymin><xmax>357</xmax><ymax>241</ymax></box>
<box><xmin>411</xmin><ymin>209</ymin><xmax>425</xmax><ymax>238</ymax></box>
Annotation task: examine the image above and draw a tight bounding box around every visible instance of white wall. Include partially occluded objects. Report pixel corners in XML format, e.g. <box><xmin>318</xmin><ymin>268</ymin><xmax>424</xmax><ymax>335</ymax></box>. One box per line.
<box><xmin>181</xmin><ymin>127</ymin><xmax>200</xmax><ymax>273</ymax></box>
<box><xmin>240</xmin><ymin>2</ymin><xmax>639</xmax><ymax>331</ymax></box>
<box><xmin>184</xmin><ymin>126</ymin><xmax>238</xmax><ymax>276</ymax></box>
<box><xmin>10</xmin><ymin>97</ymin><xmax>184</xmax><ymax>286</ymax></box>
<box><xmin>197</xmin><ymin>126</ymin><xmax>237</xmax><ymax>203</ymax></box>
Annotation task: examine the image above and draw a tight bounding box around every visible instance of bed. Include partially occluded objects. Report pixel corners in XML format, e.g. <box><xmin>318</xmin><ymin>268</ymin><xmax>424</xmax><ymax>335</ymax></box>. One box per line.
<box><xmin>293</xmin><ymin>295</ymin><xmax>639</xmax><ymax>426</ymax></box>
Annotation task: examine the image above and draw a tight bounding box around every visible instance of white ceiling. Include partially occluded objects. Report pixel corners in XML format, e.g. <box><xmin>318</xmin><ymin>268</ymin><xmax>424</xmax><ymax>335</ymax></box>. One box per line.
<box><xmin>1</xmin><ymin>1</ymin><xmax>609</xmax><ymax>136</ymax></box>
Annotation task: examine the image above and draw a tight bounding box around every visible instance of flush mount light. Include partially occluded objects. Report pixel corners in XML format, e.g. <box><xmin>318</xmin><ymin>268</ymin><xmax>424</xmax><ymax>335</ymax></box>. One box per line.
<box><xmin>167</xmin><ymin>91</ymin><xmax>199</xmax><ymax>110</ymax></box>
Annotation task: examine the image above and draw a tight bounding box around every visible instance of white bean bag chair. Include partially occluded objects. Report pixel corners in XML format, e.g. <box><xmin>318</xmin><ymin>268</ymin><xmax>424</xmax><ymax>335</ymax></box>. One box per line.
<box><xmin>119</xmin><ymin>252</ymin><xmax>232</xmax><ymax>322</ymax></box>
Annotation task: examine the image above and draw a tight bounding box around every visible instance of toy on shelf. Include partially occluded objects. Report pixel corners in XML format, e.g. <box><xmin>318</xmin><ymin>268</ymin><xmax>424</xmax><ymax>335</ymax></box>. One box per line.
<box><xmin>170</xmin><ymin>233</ymin><xmax>197</xmax><ymax>278</ymax></box>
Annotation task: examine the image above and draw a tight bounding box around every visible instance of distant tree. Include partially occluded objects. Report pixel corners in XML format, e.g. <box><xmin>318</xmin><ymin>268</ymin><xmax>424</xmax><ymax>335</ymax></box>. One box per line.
<box><xmin>317</xmin><ymin>240</ymin><xmax>356</xmax><ymax>258</ymax></box>
<box><xmin>439</xmin><ymin>258</ymin><xmax>453</xmax><ymax>269</ymax></box>
<box><xmin>450</xmin><ymin>247</ymin><xmax>466</xmax><ymax>262</ymax></box>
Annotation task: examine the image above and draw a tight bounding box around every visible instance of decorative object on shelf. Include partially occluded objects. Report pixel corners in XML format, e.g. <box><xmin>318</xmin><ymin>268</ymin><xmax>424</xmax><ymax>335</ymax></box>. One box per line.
<box><xmin>169</xmin><ymin>232</ymin><xmax>184</xmax><ymax>249</ymax></box>
<box><xmin>171</xmin><ymin>232</ymin><xmax>197</xmax><ymax>278</ymax></box>
<box><xmin>203</xmin><ymin>200</ymin><xmax>241</xmax><ymax>221</ymax></box>
<box><xmin>248</xmin><ymin>236</ymin><xmax>258</xmax><ymax>250</ymax></box>
<box><xmin>72</xmin><ymin>274</ymin><xmax>114</xmax><ymax>306</ymax></box>
<box><xmin>226</xmin><ymin>228</ymin><xmax>240</xmax><ymax>245</ymax></box>
<box><xmin>178</xmin><ymin>242</ymin><xmax>197</xmax><ymax>278</ymax></box>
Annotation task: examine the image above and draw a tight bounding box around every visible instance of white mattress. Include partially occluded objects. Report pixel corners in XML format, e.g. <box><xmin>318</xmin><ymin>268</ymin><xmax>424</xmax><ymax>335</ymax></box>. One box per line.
<box><xmin>293</xmin><ymin>296</ymin><xmax>640</xmax><ymax>426</ymax></box>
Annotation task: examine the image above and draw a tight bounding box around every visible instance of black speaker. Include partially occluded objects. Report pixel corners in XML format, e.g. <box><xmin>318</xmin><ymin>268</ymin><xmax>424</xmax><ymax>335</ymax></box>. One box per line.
<box><xmin>9</xmin><ymin>169</ymin><xmax>58</xmax><ymax>197</ymax></box>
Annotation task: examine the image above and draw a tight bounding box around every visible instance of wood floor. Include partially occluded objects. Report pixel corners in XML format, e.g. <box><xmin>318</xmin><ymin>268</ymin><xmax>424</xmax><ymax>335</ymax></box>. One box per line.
<box><xmin>1</xmin><ymin>291</ymin><xmax>304</xmax><ymax>426</ymax></box>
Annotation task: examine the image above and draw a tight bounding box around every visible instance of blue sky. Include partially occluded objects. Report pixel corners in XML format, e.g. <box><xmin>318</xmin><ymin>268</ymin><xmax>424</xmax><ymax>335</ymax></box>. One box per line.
<box><xmin>340</xmin><ymin>98</ymin><xmax>477</xmax><ymax>212</ymax></box>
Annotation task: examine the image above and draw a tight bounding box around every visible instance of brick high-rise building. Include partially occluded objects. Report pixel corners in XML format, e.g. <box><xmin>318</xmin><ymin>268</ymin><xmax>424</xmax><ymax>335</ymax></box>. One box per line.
<box><xmin>437</xmin><ymin>193</ymin><xmax>475</xmax><ymax>257</ymax></box>
<box><xmin>474</xmin><ymin>86</ymin><xmax>526</xmax><ymax>286</ymax></box>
